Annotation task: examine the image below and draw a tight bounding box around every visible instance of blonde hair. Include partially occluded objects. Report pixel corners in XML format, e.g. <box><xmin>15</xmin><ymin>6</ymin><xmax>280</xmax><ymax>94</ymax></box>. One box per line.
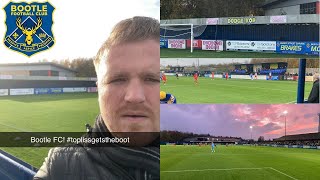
<box><xmin>94</xmin><ymin>16</ymin><xmax>159</xmax><ymax>71</ymax></box>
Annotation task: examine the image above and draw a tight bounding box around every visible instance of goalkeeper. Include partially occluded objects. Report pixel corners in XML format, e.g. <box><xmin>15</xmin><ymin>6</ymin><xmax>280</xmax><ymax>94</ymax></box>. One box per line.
<box><xmin>160</xmin><ymin>91</ymin><xmax>177</xmax><ymax>104</ymax></box>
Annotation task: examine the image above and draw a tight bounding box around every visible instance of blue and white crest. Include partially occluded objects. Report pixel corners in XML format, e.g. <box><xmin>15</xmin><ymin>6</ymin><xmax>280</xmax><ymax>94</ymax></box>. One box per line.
<box><xmin>3</xmin><ymin>2</ymin><xmax>55</xmax><ymax>57</ymax></box>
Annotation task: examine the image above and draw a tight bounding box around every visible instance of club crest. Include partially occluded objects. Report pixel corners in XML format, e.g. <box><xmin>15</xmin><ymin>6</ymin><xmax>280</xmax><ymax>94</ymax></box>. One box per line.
<box><xmin>3</xmin><ymin>2</ymin><xmax>55</xmax><ymax>57</ymax></box>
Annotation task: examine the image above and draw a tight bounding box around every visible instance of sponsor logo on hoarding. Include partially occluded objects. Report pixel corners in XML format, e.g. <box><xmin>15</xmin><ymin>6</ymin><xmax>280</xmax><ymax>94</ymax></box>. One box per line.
<box><xmin>227</xmin><ymin>17</ymin><xmax>256</xmax><ymax>24</ymax></box>
<box><xmin>227</xmin><ymin>41</ymin><xmax>276</xmax><ymax>51</ymax></box>
<box><xmin>168</xmin><ymin>39</ymin><xmax>186</xmax><ymax>49</ymax></box>
<box><xmin>10</xmin><ymin>88</ymin><xmax>34</xmax><ymax>95</ymax></box>
<box><xmin>206</xmin><ymin>18</ymin><xmax>219</xmax><ymax>25</ymax></box>
<box><xmin>270</xmin><ymin>16</ymin><xmax>287</xmax><ymax>23</ymax></box>
<box><xmin>276</xmin><ymin>41</ymin><xmax>319</xmax><ymax>55</ymax></box>
<box><xmin>280</xmin><ymin>45</ymin><xmax>302</xmax><ymax>51</ymax></box>
<box><xmin>0</xmin><ymin>89</ymin><xmax>9</xmax><ymax>96</ymax></box>
<box><xmin>202</xmin><ymin>40</ymin><xmax>223</xmax><ymax>51</ymax></box>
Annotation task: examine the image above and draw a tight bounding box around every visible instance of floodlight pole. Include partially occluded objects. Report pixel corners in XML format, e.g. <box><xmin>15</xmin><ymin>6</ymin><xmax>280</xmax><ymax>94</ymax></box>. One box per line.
<box><xmin>285</xmin><ymin>115</ymin><xmax>286</xmax><ymax>138</ymax></box>
<box><xmin>283</xmin><ymin>111</ymin><xmax>288</xmax><ymax>141</ymax></box>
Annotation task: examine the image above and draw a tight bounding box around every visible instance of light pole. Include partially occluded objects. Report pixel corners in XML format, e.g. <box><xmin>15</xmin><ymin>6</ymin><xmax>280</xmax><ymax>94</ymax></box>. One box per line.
<box><xmin>283</xmin><ymin>110</ymin><xmax>288</xmax><ymax>140</ymax></box>
<box><xmin>250</xmin><ymin>126</ymin><xmax>253</xmax><ymax>140</ymax></box>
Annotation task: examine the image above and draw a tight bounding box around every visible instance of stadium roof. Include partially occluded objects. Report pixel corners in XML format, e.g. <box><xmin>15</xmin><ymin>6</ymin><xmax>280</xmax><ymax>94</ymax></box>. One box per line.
<box><xmin>0</xmin><ymin>62</ymin><xmax>76</xmax><ymax>72</ymax></box>
<box><xmin>275</xmin><ymin>132</ymin><xmax>320</xmax><ymax>141</ymax></box>
<box><xmin>259</xmin><ymin>0</ymin><xmax>288</xmax><ymax>8</ymax></box>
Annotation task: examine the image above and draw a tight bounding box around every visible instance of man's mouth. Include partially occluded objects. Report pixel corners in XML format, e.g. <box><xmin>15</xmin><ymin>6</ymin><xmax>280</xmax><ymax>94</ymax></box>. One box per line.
<box><xmin>121</xmin><ymin>113</ymin><xmax>148</xmax><ymax>121</ymax></box>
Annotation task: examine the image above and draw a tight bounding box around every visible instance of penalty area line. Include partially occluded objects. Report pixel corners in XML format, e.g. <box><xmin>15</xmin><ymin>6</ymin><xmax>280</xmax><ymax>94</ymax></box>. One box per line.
<box><xmin>266</xmin><ymin>167</ymin><xmax>298</xmax><ymax>180</ymax></box>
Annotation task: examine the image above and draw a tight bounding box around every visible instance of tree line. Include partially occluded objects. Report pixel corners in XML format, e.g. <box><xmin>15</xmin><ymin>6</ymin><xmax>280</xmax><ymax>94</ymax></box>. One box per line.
<box><xmin>160</xmin><ymin>0</ymin><xmax>265</xmax><ymax>19</ymax></box>
<box><xmin>39</xmin><ymin>57</ymin><xmax>96</xmax><ymax>77</ymax></box>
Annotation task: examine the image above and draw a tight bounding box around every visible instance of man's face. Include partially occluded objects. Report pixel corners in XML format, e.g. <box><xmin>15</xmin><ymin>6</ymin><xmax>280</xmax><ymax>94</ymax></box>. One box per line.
<box><xmin>97</xmin><ymin>39</ymin><xmax>160</xmax><ymax>133</ymax></box>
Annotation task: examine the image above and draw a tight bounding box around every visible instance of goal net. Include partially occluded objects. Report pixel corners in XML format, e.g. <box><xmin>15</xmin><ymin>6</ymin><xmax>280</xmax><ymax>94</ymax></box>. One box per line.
<box><xmin>160</xmin><ymin>24</ymin><xmax>207</xmax><ymax>53</ymax></box>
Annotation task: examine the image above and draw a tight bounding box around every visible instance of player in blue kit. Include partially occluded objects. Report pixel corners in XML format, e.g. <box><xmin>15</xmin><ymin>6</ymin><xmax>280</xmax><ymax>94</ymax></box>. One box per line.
<box><xmin>160</xmin><ymin>91</ymin><xmax>177</xmax><ymax>104</ymax></box>
<box><xmin>211</xmin><ymin>142</ymin><xmax>215</xmax><ymax>153</ymax></box>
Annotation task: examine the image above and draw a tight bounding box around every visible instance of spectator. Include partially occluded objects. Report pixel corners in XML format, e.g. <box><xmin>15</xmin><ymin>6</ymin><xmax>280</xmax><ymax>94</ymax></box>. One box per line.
<box><xmin>307</xmin><ymin>73</ymin><xmax>319</xmax><ymax>103</ymax></box>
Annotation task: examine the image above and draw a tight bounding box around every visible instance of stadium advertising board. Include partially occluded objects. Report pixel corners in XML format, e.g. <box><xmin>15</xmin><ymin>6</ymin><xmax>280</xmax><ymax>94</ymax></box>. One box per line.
<box><xmin>206</xmin><ymin>18</ymin><xmax>219</xmax><ymax>25</ymax></box>
<box><xmin>87</xmin><ymin>87</ymin><xmax>97</xmax><ymax>93</ymax></box>
<box><xmin>276</xmin><ymin>42</ymin><xmax>320</xmax><ymax>55</ymax></box>
<box><xmin>160</xmin><ymin>38</ymin><xmax>168</xmax><ymax>48</ymax></box>
<box><xmin>10</xmin><ymin>88</ymin><xmax>34</xmax><ymax>95</ymax></box>
<box><xmin>309</xmin><ymin>146</ymin><xmax>317</xmax><ymax>149</ymax></box>
<box><xmin>0</xmin><ymin>75</ymin><xmax>13</xmax><ymax>79</ymax></box>
<box><xmin>186</xmin><ymin>39</ymin><xmax>202</xmax><ymax>49</ymax></box>
<box><xmin>305</xmin><ymin>76</ymin><xmax>314</xmax><ymax>82</ymax></box>
<box><xmin>227</xmin><ymin>17</ymin><xmax>256</xmax><ymax>24</ymax></box>
<box><xmin>308</xmin><ymin>42</ymin><xmax>320</xmax><ymax>55</ymax></box>
<box><xmin>168</xmin><ymin>39</ymin><xmax>186</xmax><ymax>49</ymax></box>
<box><xmin>232</xmin><ymin>75</ymin><xmax>266</xmax><ymax>80</ymax></box>
<box><xmin>63</xmin><ymin>87</ymin><xmax>87</xmax><ymax>93</ymax></box>
<box><xmin>202</xmin><ymin>40</ymin><xmax>223</xmax><ymax>51</ymax></box>
<box><xmin>226</xmin><ymin>41</ymin><xmax>276</xmax><ymax>51</ymax></box>
<box><xmin>51</xmin><ymin>88</ymin><xmax>63</xmax><ymax>93</ymax></box>
<box><xmin>0</xmin><ymin>89</ymin><xmax>9</xmax><ymax>96</ymax></box>
<box><xmin>35</xmin><ymin>88</ymin><xmax>50</xmax><ymax>94</ymax></box>
<box><xmin>34</xmin><ymin>88</ymin><xmax>63</xmax><ymax>94</ymax></box>
<box><xmin>270</xmin><ymin>16</ymin><xmax>287</xmax><ymax>23</ymax></box>
<box><xmin>266</xmin><ymin>76</ymin><xmax>279</xmax><ymax>80</ymax></box>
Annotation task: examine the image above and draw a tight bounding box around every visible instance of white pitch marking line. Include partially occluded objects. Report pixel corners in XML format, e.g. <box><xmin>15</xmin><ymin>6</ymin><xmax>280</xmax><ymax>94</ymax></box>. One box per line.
<box><xmin>286</xmin><ymin>100</ymin><xmax>297</xmax><ymax>104</ymax></box>
<box><xmin>267</xmin><ymin>167</ymin><xmax>298</xmax><ymax>180</ymax></box>
<box><xmin>162</xmin><ymin>167</ymin><xmax>299</xmax><ymax>180</ymax></box>
<box><xmin>161</xmin><ymin>167</ymin><xmax>266</xmax><ymax>173</ymax></box>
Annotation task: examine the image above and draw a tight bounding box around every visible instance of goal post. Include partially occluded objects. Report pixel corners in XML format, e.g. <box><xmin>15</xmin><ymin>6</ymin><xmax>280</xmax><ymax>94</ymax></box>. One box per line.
<box><xmin>160</xmin><ymin>23</ymin><xmax>195</xmax><ymax>53</ymax></box>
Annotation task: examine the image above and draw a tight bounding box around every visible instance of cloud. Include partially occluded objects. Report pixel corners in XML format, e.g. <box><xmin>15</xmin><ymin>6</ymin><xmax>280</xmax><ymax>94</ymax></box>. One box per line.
<box><xmin>161</xmin><ymin>104</ymin><xmax>320</xmax><ymax>140</ymax></box>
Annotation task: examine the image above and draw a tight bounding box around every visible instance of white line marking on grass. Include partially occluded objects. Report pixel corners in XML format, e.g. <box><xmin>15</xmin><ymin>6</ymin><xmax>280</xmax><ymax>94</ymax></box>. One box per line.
<box><xmin>267</xmin><ymin>167</ymin><xmax>298</xmax><ymax>180</ymax></box>
<box><xmin>286</xmin><ymin>100</ymin><xmax>297</xmax><ymax>104</ymax></box>
<box><xmin>0</xmin><ymin>122</ymin><xmax>31</xmax><ymax>132</ymax></box>
<box><xmin>162</xmin><ymin>167</ymin><xmax>299</xmax><ymax>179</ymax></box>
<box><xmin>161</xmin><ymin>167</ymin><xmax>266</xmax><ymax>173</ymax></box>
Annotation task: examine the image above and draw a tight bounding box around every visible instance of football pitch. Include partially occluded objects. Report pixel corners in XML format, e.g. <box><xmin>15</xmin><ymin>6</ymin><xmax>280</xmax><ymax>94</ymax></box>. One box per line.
<box><xmin>161</xmin><ymin>145</ymin><xmax>320</xmax><ymax>180</ymax></box>
<box><xmin>160</xmin><ymin>49</ymin><xmax>318</xmax><ymax>58</ymax></box>
<box><xmin>0</xmin><ymin>93</ymin><xmax>99</xmax><ymax>168</ymax></box>
<box><xmin>160</xmin><ymin>77</ymin><xmax>313</xmax><ymax>104</ymax></box>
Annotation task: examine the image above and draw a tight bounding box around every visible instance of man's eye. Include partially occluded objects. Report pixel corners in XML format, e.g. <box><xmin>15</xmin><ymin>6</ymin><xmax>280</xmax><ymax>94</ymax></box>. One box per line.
<box><xmin>109</xmin><ymin>78</ymin><xmax>127</xmax><ymax>84</ymax></box>
<box><xmin>146</xmin><ymin>78</ymin><xmax>160</xmax><ymax>83</ymax></box>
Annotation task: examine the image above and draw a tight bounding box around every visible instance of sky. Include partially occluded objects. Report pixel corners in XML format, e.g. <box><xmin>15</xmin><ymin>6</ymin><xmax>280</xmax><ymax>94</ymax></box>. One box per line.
<box><xmin>161</xmin><ymin>104</ymin><xmax>320</xmax><ymax>140</ymax></box>
<box><xmin>0</xmin><ymin>0</ymin><xmax>160</xmax><ymax>63</ymax></box>
<box><xmin>160</xmin><ymin>58</ymin><xmax>251</xmax><ymax>67</ymax></box>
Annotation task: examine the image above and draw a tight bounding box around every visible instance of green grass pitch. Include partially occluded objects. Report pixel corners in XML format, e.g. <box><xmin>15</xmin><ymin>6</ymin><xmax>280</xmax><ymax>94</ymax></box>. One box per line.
<box><xmin>160</xmin><ymin>76</ymin><xmax>313</xmax><ymax>104</ymax></box>
<box><xmin>0</xmin><ymin>93</ymin><xmax>99</xmax><ymax>168</ymax></box>
<box><xmin>160</xmin><ymin>49</ymin><xmax>318</xmax><ymax>58</ymax></box>
<box><xmin>161</xmin><ymin>145</ymin><xmax>320</xmax><ymax>180</ymax></box>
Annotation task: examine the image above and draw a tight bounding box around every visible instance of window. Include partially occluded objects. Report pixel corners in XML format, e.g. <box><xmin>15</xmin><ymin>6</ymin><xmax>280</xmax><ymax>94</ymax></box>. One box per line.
<box><xmin>300</xmin><ymin>2</ymin><xmax>317</xmax><ymax>14</ymax></box>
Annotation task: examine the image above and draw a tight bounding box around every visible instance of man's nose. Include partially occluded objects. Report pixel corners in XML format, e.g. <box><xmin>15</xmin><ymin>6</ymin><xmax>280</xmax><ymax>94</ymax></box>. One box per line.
<box><xmin>124</xmin><ymin>79</ymin><xmax>146</xmax><ymax>103</ymax></box>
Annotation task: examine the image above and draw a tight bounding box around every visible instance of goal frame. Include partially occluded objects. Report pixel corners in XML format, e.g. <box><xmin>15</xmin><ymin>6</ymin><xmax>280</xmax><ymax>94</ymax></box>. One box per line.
<box><xmin>160</xmin><ymin>23</ymin><xmax>194</xmax><ymax>53</ymax></box>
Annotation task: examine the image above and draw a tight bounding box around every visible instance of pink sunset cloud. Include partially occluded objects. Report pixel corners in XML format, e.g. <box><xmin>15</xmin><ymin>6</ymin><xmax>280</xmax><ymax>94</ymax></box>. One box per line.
<box><xmin>161</xmin><ymin>104</ymin><xmax>320</xmax><ymax>140</ymax></box>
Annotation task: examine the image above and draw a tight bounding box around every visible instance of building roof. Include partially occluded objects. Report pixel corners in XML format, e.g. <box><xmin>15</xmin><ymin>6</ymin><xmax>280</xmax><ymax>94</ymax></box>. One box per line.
<box><xmin>275</xmin><ymin>132</ymin><xmax>320</xmax><ymax>141</ymax></box>
<box><xmin>260</xmin><ymin>0</ymin><xmax>288</xmax><ymax>8</ymax></box>
<box><xmin>0</xmin><ymin>62</ymin><xmax>76</xmax><ymax>72</ymax></box>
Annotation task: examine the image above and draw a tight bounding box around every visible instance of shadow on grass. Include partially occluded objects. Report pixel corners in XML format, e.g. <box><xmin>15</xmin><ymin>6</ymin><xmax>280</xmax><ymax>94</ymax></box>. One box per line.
<box><xmin>0</xmin><ymin>93</ymin><xmax>98</xmax><ymax>103</ymax></box>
